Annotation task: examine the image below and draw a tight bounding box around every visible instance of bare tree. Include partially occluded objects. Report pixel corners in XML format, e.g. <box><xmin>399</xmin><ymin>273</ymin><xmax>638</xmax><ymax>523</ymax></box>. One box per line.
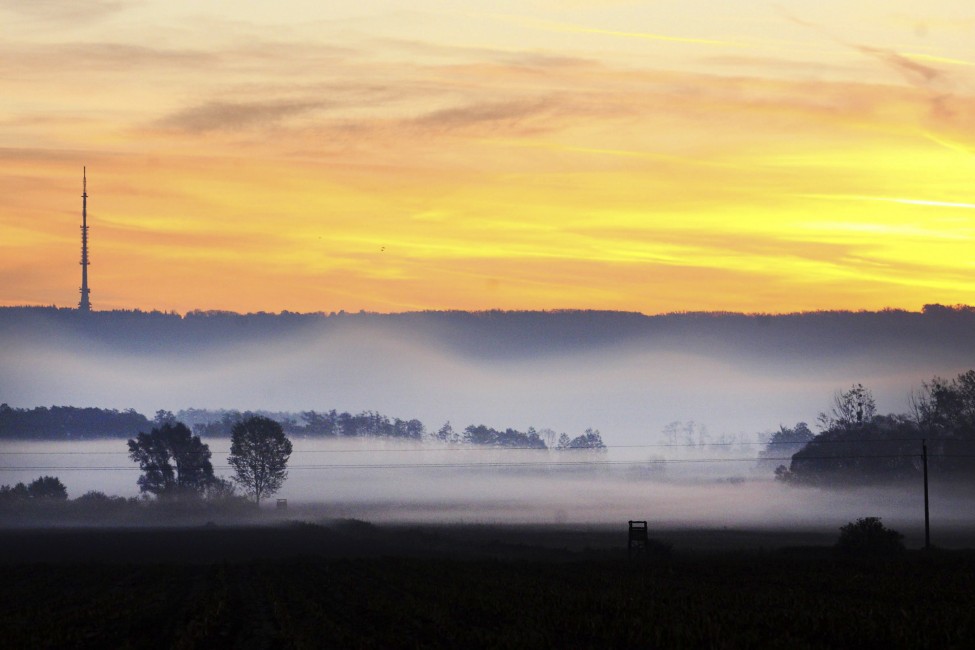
<box><xmin>817</xmin><ymin>383</ymin><xmax>876</xmax><ymax>430</ymax></box>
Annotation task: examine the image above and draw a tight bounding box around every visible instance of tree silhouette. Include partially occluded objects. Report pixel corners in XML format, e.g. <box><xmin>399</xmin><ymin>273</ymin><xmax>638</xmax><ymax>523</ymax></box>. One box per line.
<box><xmin>818</xmin><ymin>384</ymin><xmax>876</xmax><ymax>430</ymax></box>
<box><xmin>566</xmin><ymin>428</ymin><xmax>606</xmax><ymax>449</ymax></box>
<box><xmin>27</xmin><ymin>476</ymin><xmax>68</xmax><ymax>500</ymax></box>
<box><xmin>228</xmin><ymin>415</ymin><xmax>293</xmax><ymax>506</ymax></box>
<box><xmin>0</xmin><ymin>403</ymin><xmax>150</xmax><ymax>440</ymax></box>
<box><xmin>127</xmin><ymin>422</ymin><xmax>215</xmax><ymax>499</ymax></box>
<box><xmin>835</xmin><ymin>517</ymin><xmax>905</xmax><ymax>556</ymax></box>
<box><xmin>436</xmin><ymin>421</ymin><xmax>457</xmax><ymax>443</ymax></box>
<box><xmin>1</xmin><ymin>476</ymin><xmax>68</xmax><ymax>501</ymax></box>
<box><xmin>0</xmin><ymin>482</ymin><xmax>30</xmax><ymax>501</ymax></box>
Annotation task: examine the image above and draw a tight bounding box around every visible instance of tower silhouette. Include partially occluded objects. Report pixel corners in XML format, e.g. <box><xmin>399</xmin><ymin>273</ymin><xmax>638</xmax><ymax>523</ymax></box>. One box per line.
<box><xmin>79</xmin><ymin>167</ymin><xmax>91</xmax><ymax>312</ymax></box>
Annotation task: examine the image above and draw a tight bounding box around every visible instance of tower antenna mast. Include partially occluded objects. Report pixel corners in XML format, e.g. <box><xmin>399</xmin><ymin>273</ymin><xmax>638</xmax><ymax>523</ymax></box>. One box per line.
<box><xmin>79</xmin><ymin>167</ymin><xmax>91</xmax><ymax>312</ymax></box>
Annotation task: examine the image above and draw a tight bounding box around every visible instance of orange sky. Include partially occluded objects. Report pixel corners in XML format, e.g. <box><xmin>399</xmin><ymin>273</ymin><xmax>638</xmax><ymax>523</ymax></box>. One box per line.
<box><xmin>1</xmin><ymin>1</ymin><xmax>973</xmax><ymax>314</ymax></box>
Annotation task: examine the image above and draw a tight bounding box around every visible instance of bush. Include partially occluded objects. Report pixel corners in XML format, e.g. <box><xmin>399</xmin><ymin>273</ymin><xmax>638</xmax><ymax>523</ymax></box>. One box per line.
<box><xmin>835</xmin><ymin>517</ymin><xmax>905</xmax><ymax>556</ymax></box>
<box><xmin>27</xmin><ymin>476</ymin><xmax>68</xmax><ymax>500</ymax></box>
<box><xmin>73</xmin><ymin>491</ymin><xmax>131</xmax><ymax>512</ymax></box>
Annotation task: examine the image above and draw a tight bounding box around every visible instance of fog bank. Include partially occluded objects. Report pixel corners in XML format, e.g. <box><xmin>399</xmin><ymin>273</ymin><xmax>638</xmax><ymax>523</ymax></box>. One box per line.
<box><xmin>3</xmin><ymin>438</ymin><xmax>968</xmax><ymax>539</ymax></box>
<box><xmin>2</xmin><ymin>308</ymin><xmax>974</xmax><ymax>446</ymax></box>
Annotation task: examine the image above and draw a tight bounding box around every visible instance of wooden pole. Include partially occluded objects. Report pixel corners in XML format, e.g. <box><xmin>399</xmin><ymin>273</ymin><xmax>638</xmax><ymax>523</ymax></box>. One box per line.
<box><xmin>923</xmin><ymin>439</ymin><xmax>930</xmax><ymax>550</ymax></box>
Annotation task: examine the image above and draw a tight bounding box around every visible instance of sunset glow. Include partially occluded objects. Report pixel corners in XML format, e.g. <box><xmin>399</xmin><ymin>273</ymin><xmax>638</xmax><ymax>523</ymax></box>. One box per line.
<box><xmin>1</xmin><ymin>1</ymin><xmax>973</xmax><ymax>314</ymax></box>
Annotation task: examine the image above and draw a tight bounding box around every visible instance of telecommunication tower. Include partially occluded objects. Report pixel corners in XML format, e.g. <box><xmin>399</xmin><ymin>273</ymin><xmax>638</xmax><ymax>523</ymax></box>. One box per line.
<box><xmin>79</xmin><ymin>167</ymin><xmax>91</xmax><ymax>312</ymax></box>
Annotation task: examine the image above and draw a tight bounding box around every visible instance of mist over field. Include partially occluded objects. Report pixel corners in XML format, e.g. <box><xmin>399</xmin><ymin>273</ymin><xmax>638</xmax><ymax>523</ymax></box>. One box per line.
<box><xmin>3</xmin><ymin>307</ymin><xmax>975</xmax><ymax>534</ymax></box>
<box><xmin>5</xmin><ymin>436</ymin><xmax>972</xmax><ymax>543</ymax></box>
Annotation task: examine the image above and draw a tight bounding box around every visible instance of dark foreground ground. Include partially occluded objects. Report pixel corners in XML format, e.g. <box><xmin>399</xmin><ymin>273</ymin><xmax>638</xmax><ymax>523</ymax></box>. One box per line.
<box><xmin>1</xmin><ymin>522</ymin><xmax>973</xmax><ymax>649</ymax></box>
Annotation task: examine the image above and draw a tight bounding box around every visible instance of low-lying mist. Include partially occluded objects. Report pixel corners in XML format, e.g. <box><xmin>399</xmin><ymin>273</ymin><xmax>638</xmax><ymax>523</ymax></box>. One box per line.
<box><xmin>3</xmin><ymin>437</ymin><xmax>969</xmax><ymax>544</ymax></box>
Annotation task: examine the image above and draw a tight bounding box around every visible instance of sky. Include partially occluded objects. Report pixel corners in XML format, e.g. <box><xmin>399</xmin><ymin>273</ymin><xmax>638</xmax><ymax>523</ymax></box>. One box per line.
<box><xmin>1</xmin><ymin>1</ymin><xmax>973</xmax><ymax>314</ymax></box>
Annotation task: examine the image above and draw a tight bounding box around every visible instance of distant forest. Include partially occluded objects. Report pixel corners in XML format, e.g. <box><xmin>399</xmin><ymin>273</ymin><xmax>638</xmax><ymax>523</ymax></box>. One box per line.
<box><xmin>3</xmin><ymin>304</ymin><xmax>975</xmax><ymax>362</ymax></box>
<box><xmin>0</xmin><ymin>404</ymin><xmax>604</xmax><ymax>450</ymax></box>
<box><xmin>0</xmin><ymin>405</ymin><xmax>150</xmax><ymax>441</ymax></box>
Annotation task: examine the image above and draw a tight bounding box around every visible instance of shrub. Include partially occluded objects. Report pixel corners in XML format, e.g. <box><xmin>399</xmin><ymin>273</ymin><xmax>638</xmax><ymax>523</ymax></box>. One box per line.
<box><xmin>835</xmin><ymin>517</ymin><xmax>905</xmax><ymax>556</ymax></box>
<box><xmin>73</xmin><ymin>491</ymin><xmax>131</xmax><ymax>511</ymax></box>
<box><xmin>27</xmin><ymin>476</ymin><xmax>68</xmax><ymax>500</ymax></box>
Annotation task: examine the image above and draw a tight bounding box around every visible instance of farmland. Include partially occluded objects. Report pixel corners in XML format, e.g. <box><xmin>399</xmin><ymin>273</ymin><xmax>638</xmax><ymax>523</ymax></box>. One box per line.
<box><xmin>1</xmin><ymin>523</ymin><xmax>973</xmax><ymax>648</ymax></box>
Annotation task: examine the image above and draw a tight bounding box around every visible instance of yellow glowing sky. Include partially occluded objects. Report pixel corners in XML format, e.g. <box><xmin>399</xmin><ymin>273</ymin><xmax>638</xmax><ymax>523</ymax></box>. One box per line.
<box><xmin>1</xmin><ymin>1</ymin><xmax>973</xmax><ymax>313</ymax></box>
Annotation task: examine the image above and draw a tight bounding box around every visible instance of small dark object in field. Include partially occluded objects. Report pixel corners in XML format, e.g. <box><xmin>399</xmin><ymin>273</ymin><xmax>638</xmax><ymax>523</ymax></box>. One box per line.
<box><xmin>627</xmin><ymin>520</ymin><xmax>672</xmax><ymax>559</ymax></box>
<box><xmin>628</xmin><ymin>520</ymin><xmax>648</xmax><ymax>557</ymax></box>
<box><xmin>835</xmin><ymin>517</ymin><xmax>905</xmax><ymax>556</ymax></box>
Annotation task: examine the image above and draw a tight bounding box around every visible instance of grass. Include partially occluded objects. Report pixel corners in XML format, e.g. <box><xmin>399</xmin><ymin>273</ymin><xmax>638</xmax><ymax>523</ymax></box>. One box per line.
<box><xmin>0</xmin><ymin>523</ymin><xmax>973</xmax><ymax>648</ymax></box>
<box><xmin>2</xmin><ymin>554</ymin><xmax>974</xmax><ymax>648</ymax></box>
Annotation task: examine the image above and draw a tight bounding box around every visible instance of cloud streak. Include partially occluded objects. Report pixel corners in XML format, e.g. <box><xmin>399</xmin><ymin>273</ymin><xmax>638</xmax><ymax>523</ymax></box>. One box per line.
<box><xmin>156</xmin><ymin>100</ymin><xmax>329</xmax><ymax>133</ymax></box>
<box><xmin>0</xmin><ymin>0</ymin><xmax>127</xmax><ymax>24</ymax></box>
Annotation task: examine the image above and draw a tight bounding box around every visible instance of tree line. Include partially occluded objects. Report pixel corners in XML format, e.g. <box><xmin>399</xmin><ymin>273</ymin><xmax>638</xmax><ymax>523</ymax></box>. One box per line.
<box><xmin>7</xmin><ymin>303</ymin><xmax>975</xmax><ymax>365</ymax></box>
<box><xmin>184</xmin><ymin>409</ymin><xmax>425</xmax><ymax>440</ymax></box>
<box><xmin>0</xmin><ymin>404</ymin><xmax>151</xmax><ymax>440</ymax></box>
<box><xmin>0</xmin><ymin>476</ymin><xmax>69</xmax><ymax>501</ymax></box>
<box><xmin>772</xmin><ymin>370</ymin><xmax>975</xmax><ymax>484</ymax></box>
<box><xmin>433</xmin><ymin>422</ymin><xmax>605</xmax><ymax>450</ymax></box>
<box><xmin>0</xmin><ymin>403</ymin><xmax>606</xmax><ymax>452</ymax></box>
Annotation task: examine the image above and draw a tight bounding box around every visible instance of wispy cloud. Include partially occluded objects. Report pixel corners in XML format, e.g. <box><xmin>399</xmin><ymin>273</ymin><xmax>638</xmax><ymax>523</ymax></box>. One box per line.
<box><xmin>0</xmin><ymin>42</ymin><xmax>217</xmax><ymax>74</ymax></box>
<box><xmin>855</xmin><ymin>45</ymin><xmax>941</xmax><ymax>84</ymax></box>
<box><xmin>411</xmin><ymin>99</ymin><xmax>556</xmax><ymax>133</ymax></box>
<box><xmin>777</xmin><ymin>8</ymin><xmax>945</xmax><ymax>84</ymax></box>
<box><xmin>156</xmin><ymin>100</ymin><xmax>328</xmax><ymax>133</ymax></box>
<box><xmin>0</xmin><ymin>0</ymin><xmax>128</xmax><ymax>24</ymax></box>
<box><xmin>775</xmin><ymin>8</ymin><xmax>973</xmax><ymax>138</ymax></box>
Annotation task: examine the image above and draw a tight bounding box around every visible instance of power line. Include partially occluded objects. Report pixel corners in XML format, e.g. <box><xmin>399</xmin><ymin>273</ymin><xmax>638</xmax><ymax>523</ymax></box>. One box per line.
<box><xmin>4</xmin><ymin>453</ymin><xmax>975</xmax><ymax>472</ymax></box>
<box><xmin>2</xmin><ymin>437</ymin><xmax>969</xmax><ymax>455</ymax></box>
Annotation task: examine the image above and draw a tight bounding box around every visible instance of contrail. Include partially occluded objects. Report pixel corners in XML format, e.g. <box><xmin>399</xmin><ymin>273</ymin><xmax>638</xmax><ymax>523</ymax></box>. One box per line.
<box><xmin>905</xmin><ymin>52</ymin><xmax>975</xmax><ymax>68</ymax></box>
<box><xmin>798</xmin><ymin>193</ymin><xmax>975</xmax><ymax>211</ymax></box>
<box><xmin>920</xmin><ymin>131</ymin><xmax>974</xmax><ymax>156</ymax></box>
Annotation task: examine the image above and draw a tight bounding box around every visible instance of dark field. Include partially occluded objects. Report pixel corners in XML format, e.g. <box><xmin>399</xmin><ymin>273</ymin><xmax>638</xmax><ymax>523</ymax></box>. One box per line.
<box><xmin>2</xmin><ymin>523</ymin><xmax>974</xmax><ymax>648</ymax></box>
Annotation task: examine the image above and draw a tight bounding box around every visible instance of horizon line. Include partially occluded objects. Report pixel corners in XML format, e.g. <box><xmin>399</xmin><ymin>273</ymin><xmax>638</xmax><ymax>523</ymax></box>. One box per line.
<box><xmin>1</xmin><ymin>303</ymin><xmax>973</xmax><ymax>319</ymax></box>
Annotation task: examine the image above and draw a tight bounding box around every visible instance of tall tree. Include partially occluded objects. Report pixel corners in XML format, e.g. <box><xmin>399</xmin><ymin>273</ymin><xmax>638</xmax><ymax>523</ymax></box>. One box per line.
<box><xmin>127</xmin><ymin>422</ymin><xmax>215</xmax><ymax>498</ymax></box>
<box><xmin>228</xmin><ymin>415</ymin><xmax>293</xmax><ymax>506</ymax></box>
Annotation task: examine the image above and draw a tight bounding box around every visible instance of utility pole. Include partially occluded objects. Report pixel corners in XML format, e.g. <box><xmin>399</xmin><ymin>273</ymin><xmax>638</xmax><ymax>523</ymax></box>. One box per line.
<box><xmin>79</xmin><ymin>167</ymin><xmax>91</xmax><ymax>312</ymax></box>
<box><xmin>922</xmin><ymin>439</ymin><xmax>930</xmax><ymax>550</ymax></box>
